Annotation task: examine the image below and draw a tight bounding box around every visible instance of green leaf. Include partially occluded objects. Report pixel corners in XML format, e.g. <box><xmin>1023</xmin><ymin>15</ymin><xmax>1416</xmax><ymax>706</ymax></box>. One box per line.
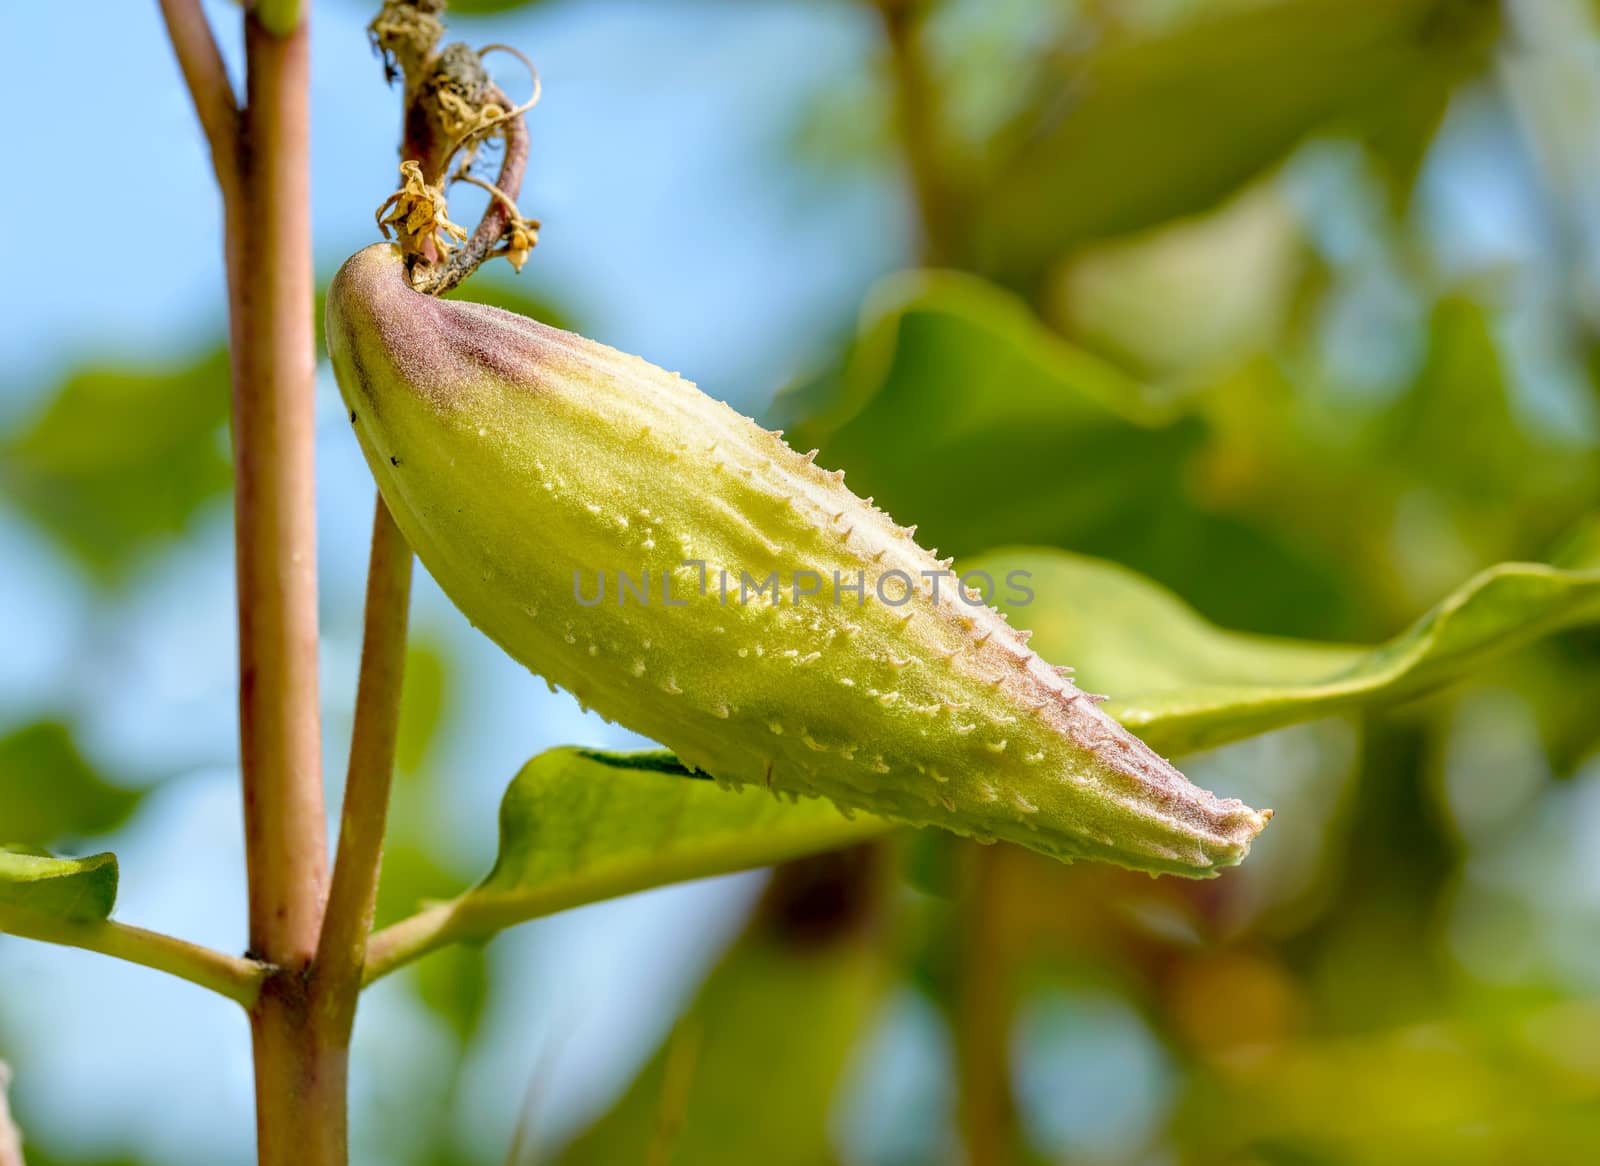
<box><xmin>375</xmin><ymin>749</ymin><xmax>889</xmax><ymax>963</ymax></box>
<box><xmin>559</xmin><ymin>851</ymin><xmax>889</xmax><ymax>1166</ymax></box>
<box><xmin>0</xmin><ymin>721</ymin><xmax>141</xmax><ymax>848</ymax></box>
<box><xmin>464</xmin><ymin>749</ymin><xmax>888</xmax><ymax>928</ymax></box>
<box><xmin>0</xmin><ymin>351</ymin><xmax>232</xmax><ymax>582</ymax></box>
<box><xmin>774</xmin><ymin>270</ymin><xmax>1200</xmax><ymax>555</ymax></box>
<box><xmin>0</xmin><ymin>847</ymin><xmax>118</xmax><ymax>924</ymax></box>
<box><xmin>975</xmin><ymin>0</ymin><xmax>1499</xmax><ymax>281</ymax></box>
<box><xmin>970</xmin><ymin>548</ymin><xmax>1600</xmax><ymax>756</ymax></box>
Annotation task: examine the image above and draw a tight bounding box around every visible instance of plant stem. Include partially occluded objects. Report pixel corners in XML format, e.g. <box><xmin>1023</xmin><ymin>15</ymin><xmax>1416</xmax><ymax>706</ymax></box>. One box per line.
<box><xmin>162</xmin><ymin>0</ymin><xmax>336</xmax><ymax>1155</ymax></box>
<box><xmin>877</xmin><ymin>0</ymin><xmax>961</xmax><ymax>265</ymax></box>
<box><xmin>955</xmin><ymin>845</ymin><xmax>1020</xmax><ymax>1166</ymax></box>
<box><xmin>232</xmin><ymin>10</ymin><xmax>326</xmax><ymax>965</ymax></box>
<box><xmin>361</xmin><ymin>898</ymin><xmax>466</xmax><ymax>986</ymax></box>
<box><xmin>0</xmin><ymin>912</ymin><xmax>266</xmax><ymax>1008</ymax></box>
<box><xmin>232</xmin><ymin>8</ymin><xmax>336</xmax><ymax>1164</ymax></box>
<box><xmin>157</xmin><ymin>0</ymin><xmax>241</xmax><ymax>194</ymax></box>
<box><xmin>310</xmin><ymin>499</ymin><xmax>413</xmax><ymax>1044</ymax></box>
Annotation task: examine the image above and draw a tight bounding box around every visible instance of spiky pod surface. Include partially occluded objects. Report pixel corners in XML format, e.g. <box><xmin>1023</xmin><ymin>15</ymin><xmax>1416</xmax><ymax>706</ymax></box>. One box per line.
<box><xmin>327</xmin><ymin>244</ymin><xmax>1269</xmax><ymax>876</ymax></box>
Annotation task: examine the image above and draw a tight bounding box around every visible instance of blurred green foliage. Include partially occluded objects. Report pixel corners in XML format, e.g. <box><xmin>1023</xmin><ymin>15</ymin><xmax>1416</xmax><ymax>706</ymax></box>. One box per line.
<box><xmin>561</xmin><ymin>848</ymin><xmax>893</xmax><ymax>1166</ymax></box>
<box><xmin>0</xmin><ymin>351</ymin><xmax>232</xmax><ymax>584</ymax></box>
<box><xmin>975</xmin><ymin>0</ymin><xmax>1500</xmax><ymax>283</ymax></box>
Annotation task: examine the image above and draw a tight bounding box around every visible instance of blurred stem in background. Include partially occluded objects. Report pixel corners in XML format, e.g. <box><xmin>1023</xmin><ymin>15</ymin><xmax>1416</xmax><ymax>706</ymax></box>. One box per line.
<box><xmin>955</xmin><ymin>844</ymin><xmax>1025</xmax><ymax>1166</ymax></box>
<box><xmin>870</xmin><ymin>0</ymin><xmax>1028</xmax><ymax>1158</ymax></box>
<box><xmin>877</xmin><ymin>0</ymin><xmax>963</xmax><ymax>265</ymax></box>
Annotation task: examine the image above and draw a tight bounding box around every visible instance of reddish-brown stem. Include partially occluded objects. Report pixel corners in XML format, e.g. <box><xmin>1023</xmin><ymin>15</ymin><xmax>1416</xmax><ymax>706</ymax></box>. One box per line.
<box><xmin>310</xmin><ymin>499</ymin><xmax>414</xmax><ymax>1043</ymax></box>
<box><xmin>234</xmin><ymin>9</ymin><xmax>325</xmax><ymax>973</ymax></box>
<box><xmin>155</xmin><ymin>1</ymin><xmax>539</xmax><ymax>1158</ymax></box>
<box><xmin>231</xmin><ymin>10</ymin><xmax>337</xmax><ymax>1165</ymax></box>
<box><xmin>417</xmin><ymin>83</ymin><xmax>531</xmax><ymax>295</ymax></box>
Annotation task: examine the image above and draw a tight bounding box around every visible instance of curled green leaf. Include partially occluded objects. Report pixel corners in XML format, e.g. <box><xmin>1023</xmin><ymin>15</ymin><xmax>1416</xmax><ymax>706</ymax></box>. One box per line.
<box><xmin>975</xmin><ymin>549</ymin><xmax>1600</xmax><ymax>756</ymax></box>
<box><xmin>0</xmin><ymin>847</ymin><xmax>118</xmax><ymax>925</ymax></box>
<box><xmin>364</xmin><ymin>748</ymin><xmax>886</xmax><ymax>981</ymax></box>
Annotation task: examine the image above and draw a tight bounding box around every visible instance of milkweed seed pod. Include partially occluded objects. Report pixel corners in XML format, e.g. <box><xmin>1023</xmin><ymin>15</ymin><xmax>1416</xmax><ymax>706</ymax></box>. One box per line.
<box><xmin>327</xmin><ymin>244</ymin><xmax>1270</xmax><ymax>876</ymax></box>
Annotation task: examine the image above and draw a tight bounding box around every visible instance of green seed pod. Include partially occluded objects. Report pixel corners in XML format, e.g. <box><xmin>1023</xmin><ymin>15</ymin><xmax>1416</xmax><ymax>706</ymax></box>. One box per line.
<box><xmin>327</xmin><ymin>243</ymin><xmax>1270</xmax><ymax>876</ymax></box>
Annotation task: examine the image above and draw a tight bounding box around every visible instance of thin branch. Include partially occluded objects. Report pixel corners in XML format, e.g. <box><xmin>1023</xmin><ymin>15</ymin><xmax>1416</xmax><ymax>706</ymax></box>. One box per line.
<box><xmin>876</xmin><ymin>0</ymin><xmax>963</xmax><ymax>266</ymax></box>
<box><xmin>360</xmin><ymin>899</ymin><xmax>464</xmax><ymax>986</ymax></box>
<box><xmin>310</xmin><ymin>498</ymin><xmax>414</xmax><ymax>1036</ymax></box>
<box><xmin>157</xmin><ymin>0</ymin><xmax>242</xmax><ymax>193</ymax></box>
<box><xmin>0</xmin><ymin>911</ymin><xmax>267</xmax><ymax>1008</ymax></box>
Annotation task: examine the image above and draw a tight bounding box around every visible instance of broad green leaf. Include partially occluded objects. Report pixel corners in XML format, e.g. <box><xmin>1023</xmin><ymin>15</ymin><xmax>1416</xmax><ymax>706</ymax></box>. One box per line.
<box><xmin>975</xmin><ymin>0</ymin><xmax>1499</xmax><ymax>281</ymax></box>
<box><xmin>470</xmin><ymin>749</ymin><xmax>887</xmax><ymax>921</ymax></box>
<box><xmin>971</xmin><ymin>548</ymin><xmax>1600</xmax><ymax>756</ymax></box>
<box><xmin>559</xmin><ymin>850</ymin><xmax>890</xmax><ymax>1166</ymax></box>
<box><xmin>0</xmin><ymin>847</ymin><xmax>118</xmax><ymax>924</ymax></box>
<box><xmin>0</xmin><ymin>721</ymin><xmax>141</xmax><ymax>848</ymax></box>
<box><xmin>774</xmin><ymin>270</ymin><xmax>1199</xmax><ymax>554</ymax></box>
<box><xmin>381</xmin><ymin>748</ymin><xmax>887</xmax><ymax>956</ymax></box>
<box><xmin>1</xmin><ymin>351</ymin><xmax>232</xmax><ymax>582</ymax></box>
